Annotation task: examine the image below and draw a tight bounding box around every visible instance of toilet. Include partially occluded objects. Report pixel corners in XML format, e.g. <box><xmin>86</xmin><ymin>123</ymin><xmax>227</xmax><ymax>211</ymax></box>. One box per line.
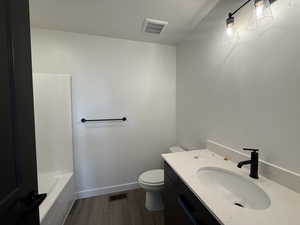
<box><xmin>138</xmin><ymin>146</ymin><xmax>184</xmax><ymax>211</ymax></box>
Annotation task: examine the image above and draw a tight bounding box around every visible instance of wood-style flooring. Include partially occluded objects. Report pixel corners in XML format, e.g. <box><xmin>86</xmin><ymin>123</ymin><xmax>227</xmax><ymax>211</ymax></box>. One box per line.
<box><xmin>64</xmin><ymin>189</ymin><xmax>164</xmax><ymax>225</ymax></box>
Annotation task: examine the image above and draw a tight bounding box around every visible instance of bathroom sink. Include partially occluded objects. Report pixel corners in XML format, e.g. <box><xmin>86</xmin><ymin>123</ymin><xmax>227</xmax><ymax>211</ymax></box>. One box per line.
<box><xmin>196</xmin><ymin>167</ymin><xmax>271</xmax><ymax>210</ymax></box>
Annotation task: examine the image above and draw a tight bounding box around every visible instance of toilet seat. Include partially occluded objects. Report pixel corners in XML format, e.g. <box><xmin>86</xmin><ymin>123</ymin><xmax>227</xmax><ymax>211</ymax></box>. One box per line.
<box><xmin>137</xmin><ymin>146</ymin><xmax>185</xmax><ymax>211</ymax></box>
<box><xmin>139</xmin><ymin>169</ymin><xmax>164</xmax><ymax>186</ymax></box>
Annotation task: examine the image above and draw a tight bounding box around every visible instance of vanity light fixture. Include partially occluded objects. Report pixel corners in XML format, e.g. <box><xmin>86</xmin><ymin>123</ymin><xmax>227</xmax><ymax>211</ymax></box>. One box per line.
<box><xmin>226</xmin><ymin>0</ymin><xmax>273</xmax><ymax>36</ymax></box>
<box><xmin>254</xmin><ymin>0</ymin><xmax>273</xmax><ymax>20</ymax></box>
<box><xmin>226</xmin><ymin>13</ymin><xmax>235</xmax><ymax>36</ymax></box>
<box><xmin>225</xmin><ymin>0</ymin><xmax>251</xmax><ymax>36</ymax></box>
<box><xmin>255</xmin><ymin>0</ymin><xmax>265</xmax><ymax>18</ymax></box>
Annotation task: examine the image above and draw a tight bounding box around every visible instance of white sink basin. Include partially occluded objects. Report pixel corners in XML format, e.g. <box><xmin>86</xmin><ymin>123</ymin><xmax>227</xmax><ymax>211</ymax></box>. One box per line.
<box><xmin>196</xmin><ymin>167</ymin><xmax>271</xmax><ymax>210</ymax></box>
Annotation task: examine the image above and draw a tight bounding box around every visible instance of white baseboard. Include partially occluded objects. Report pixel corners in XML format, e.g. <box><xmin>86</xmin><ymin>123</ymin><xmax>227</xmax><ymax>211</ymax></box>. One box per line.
<box><xmin>77</xmin><ymin>182</ymin><xmax>140</xmax><ymax>199</ymax></box>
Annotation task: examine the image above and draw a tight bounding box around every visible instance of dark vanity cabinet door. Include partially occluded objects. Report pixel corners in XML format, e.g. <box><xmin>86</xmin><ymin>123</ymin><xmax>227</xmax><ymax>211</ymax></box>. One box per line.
<box><xmin>164</xmin><ymin>165</ymin><xmax>190</xmax><ymax>225</ymax></box>
<box><xmin>163</xmin><ymin>162</ymin><xmax>222</xmax><ymax>225</ymax></box>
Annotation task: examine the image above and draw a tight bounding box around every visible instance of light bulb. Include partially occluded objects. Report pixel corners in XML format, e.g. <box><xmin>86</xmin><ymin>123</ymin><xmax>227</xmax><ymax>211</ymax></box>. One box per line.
<box><xmin>226</xmin><ymin>15</ymin><xmax>235</xmax><ymax>37</ymax></box>
<box><xmin>226</xmin><ymin>24</ymin><xmax>234</xmax><ymax>36</ymax></box>
<box><xmin>255</xmin><ymin>0</ymin><xmax>264</xmax><ymax>18</ymax></box>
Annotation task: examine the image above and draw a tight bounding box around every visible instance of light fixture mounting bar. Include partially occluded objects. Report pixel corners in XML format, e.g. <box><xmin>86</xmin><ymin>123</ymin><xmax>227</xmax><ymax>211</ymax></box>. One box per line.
<box><xmin>230</xmin><ymin>0</ymin><xmax>252</xmax><ymax>16</ymax></box>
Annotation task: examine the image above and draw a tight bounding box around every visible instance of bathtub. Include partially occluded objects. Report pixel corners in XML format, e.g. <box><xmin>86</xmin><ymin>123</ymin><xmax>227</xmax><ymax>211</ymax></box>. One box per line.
<box><xmin>38</xmin><ymin>172</ymin><xmax>75</xmax><ymax>225</ymax></box>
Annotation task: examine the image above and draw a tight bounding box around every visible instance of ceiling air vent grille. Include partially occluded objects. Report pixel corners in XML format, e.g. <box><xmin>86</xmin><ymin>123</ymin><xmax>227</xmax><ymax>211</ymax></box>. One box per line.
<box><xmin>143</xmin><ymin>18</ymin><xmax>168</xmax><ymax>34</ymax></box>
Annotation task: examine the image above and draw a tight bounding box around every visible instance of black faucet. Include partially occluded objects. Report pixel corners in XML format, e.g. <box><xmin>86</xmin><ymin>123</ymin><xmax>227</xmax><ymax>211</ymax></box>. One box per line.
<box><xmin>237</xmin><ymin>148</ymin><xmax>259</xmax><ymax>179</ymax></box>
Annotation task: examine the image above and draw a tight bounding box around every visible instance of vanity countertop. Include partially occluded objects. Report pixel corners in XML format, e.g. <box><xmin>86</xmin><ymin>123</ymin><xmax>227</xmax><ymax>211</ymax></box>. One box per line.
<box><xmin>162</xmin><ymin>149</ymin><xmax>300</xmax><ymax>225</ymax></box>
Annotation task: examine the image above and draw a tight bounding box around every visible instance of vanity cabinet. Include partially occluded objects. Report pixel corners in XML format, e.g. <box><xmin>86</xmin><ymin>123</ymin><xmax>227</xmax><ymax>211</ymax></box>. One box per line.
<box><xmin>163</xmin><ymin>162</ymin><xmax>222</xmax><ymax>225</ymax></box>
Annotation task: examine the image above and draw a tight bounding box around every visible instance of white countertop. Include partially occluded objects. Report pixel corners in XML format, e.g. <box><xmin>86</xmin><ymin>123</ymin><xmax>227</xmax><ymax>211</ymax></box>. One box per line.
<box><xmin>162</xmin><ymin>149</ymin><xmax>300</xmax><ymax>225</ymax></box>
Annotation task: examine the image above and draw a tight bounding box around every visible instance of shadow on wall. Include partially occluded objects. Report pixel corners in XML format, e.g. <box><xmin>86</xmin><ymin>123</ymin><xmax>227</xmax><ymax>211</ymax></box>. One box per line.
<box><xmin>176</xmin><ymin>0</ymin><xmax>300</xmax><ymax>174</ymax></box>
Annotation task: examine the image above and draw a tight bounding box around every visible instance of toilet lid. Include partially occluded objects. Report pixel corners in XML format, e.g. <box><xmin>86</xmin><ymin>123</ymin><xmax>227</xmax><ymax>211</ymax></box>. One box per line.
<box><xmin>139</xmin><ymin>169</ymin><xmax>164</xmax><ymax>185</ymax></box>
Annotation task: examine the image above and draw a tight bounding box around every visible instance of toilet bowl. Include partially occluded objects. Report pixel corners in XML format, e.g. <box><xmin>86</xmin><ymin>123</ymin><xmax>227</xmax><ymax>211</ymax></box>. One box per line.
<box><xmin>138</xmin><ymin>169</ymin><xmax>164</xmax><ymax>211</ymax></box>
<box><xmin>138</xmin><ymin>146</ymin><xmax>184</xmax><ymax>211</ymax></box>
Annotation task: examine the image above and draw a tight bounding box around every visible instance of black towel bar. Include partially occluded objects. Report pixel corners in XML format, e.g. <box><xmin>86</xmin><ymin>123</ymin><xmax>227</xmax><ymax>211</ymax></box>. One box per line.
<box><xmin>81</xmin><ymin>117</ymin><xmax>127</xmax><ymax>123</ymax></box>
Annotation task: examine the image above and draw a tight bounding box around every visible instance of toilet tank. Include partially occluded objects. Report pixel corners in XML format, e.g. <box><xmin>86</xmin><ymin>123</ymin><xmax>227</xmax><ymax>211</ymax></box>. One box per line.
<box><xmin>160</xmin><ymin>146</ymin><xmax>185</xmax><ymax>168</ymax></box>
<box><xmin>169</xmin><ymin>146</ymin><xmax>185</xmax><ymax>153</ymax></box>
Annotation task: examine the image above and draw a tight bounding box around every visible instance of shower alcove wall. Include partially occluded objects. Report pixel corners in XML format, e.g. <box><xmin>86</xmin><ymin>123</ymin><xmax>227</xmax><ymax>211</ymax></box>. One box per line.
<box><xmin>33</xmin><ymin>74</ymin><xmax>75</xmax><ymax>225</ymax></box>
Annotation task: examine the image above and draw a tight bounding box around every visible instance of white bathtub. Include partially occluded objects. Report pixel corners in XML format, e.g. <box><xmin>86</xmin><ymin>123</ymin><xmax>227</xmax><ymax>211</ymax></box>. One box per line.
<box><xmin>34</xmin><ymin>74</ymin><xmax>75</xmax><ymax>225</ymax></box>
<box><xmin>38</xmin><ymin>172</ymin><xmax>75</xmax><ymax>225</ymax></box>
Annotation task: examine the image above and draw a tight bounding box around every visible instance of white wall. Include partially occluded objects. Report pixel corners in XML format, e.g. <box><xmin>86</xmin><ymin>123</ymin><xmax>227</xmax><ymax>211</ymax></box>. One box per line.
<box><xmin>33</xmin><ymin>74</ymin><xmax>73</xmax><ymax>174</ymax></box>
<box><xmin>177</xmin><ymin>0</ymin><xmax>300</xmax><ymax>174</ymax></box>
<box><xmin>31</xmin><ymin>28</ymin><xmax>176</xmax><ymax>195</ymax></box>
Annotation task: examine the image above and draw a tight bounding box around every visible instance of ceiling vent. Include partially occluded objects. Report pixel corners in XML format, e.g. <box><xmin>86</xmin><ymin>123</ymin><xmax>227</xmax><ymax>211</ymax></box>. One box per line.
<box><xmin>143</xmin><ymin>18</ymin><xmax>168</xmax><ymax>34</ymax></box>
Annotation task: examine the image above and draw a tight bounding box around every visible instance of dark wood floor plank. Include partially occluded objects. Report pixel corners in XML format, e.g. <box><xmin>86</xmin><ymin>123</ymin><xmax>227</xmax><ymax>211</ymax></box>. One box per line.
<box><xmin>127</xmin><ymin>190</ymin><xmax>146</xmax><ymax>225</ymax></box>
<box><xmin>131</xmin><ymin>190</ymin><xmax>155</xmax><ymax>225</ymax></box>
<box><xmin>64</xmin><ymin>189</ymin><xmax>164</xmax><ymax>225</ymax></box>
<box><xmin>91</xmin><ymin>195</ymin><xmax>110</xmax><ymax>225</ymax></box>
<box><xmin>64</xmin><ymin>200</ymin><xmax>86</xmax><ymax>225</ymax></box>
<box><xmin>153</xmin><ymin>212</ymin><xmax>164</xmax><ymax>225</ymax></box>
<box><xmin>110</xmin><ymin>198</ymin><xmax>131</xmax><ymax>225</ymax></box>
